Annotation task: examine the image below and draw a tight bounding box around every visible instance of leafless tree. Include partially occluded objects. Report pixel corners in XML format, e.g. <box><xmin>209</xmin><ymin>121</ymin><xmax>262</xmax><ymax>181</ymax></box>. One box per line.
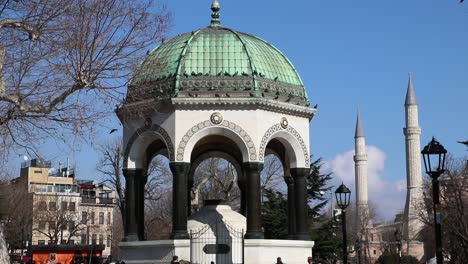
<box><xmin>193</xmin><ymin>158</ymin><xmax>240</xmax><ymax>208</ymax></box>
<box><xmin>260</xmin><ymin>154</ymin><xmax>284</xmax><ymax>193</ymax></box>
<box><xmin>346</xmin><ymin>201</ymin><xmax>382</xmax><ymax>264</ymax></box>
<box><xmin>96</xmin><ymin>139</ymin><xmax>125</xmax><ymax>218</ymax></box>
<box><xmin>32</xmin><ymin>195</ymin><xmax>94</xmax><ymax>244</ymax></box>
<box><xmin>0</xmin><ymin>0</ymin><xmax>171</xmax><ymax>160</ymax></box>
<box><xmin>0</xmin><ymin>178</ymin><xmax>33</xmax><ymax>251</ymax></box>
<box><xmin>96</xmin><ymin>138</ymin><xmax>172</xmax><ymax>235</ymax></box>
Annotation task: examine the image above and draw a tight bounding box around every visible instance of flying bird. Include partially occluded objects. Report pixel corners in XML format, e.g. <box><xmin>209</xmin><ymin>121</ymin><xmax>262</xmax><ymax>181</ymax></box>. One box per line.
<box><xmin>457</xmin><ymin>140</ymin><xmax>468</xmax><ymax>146</ymax></box>
<box><xmin>109</xmin><ymin>128</ymin><xmax>118</xmax><ymax>134</ymax></box>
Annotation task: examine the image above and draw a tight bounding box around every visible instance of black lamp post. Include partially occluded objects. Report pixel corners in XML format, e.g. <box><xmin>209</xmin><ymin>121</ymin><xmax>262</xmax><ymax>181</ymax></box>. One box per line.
<box><xmin>421</xmin><ymin>137</ymin><xmax>447</xmax><ymax>264</ymax></box>
<box><xmin>335</xmin><ymin>183</ymin><xmax>351</xmax><ymax>264</ymax></box>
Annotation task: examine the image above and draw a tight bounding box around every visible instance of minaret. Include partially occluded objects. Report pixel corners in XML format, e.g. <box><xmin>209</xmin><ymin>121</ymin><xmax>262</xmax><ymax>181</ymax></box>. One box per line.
<box><xmin>354</xmin><ymin>111</ymin><xmax>369</xmax><ymax>238</ymax></box>
<box><xmin>403</xmin><ymin>74</ymin><xmax>423</xmax><ymax>241</ymax></box>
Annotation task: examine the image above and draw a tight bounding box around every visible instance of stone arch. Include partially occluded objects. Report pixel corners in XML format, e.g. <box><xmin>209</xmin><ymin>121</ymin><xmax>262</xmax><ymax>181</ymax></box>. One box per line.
<box><xmin>124</xmin><ymin>123</ymin><xmax>175</xmax><ymax>169</ymax></box>
<box><xmin>176</xmin><ymin>119</ymin><xmax>256</xmax><ymax>163</ymax></box>
<box><xmin>258</xmin><ymin>123</ymin><xmax>310</xmax><ymax>168</ymax></box>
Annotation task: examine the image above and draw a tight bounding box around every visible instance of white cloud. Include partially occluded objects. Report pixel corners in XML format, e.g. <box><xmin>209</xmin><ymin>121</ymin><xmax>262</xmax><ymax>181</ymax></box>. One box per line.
<box><xmin>323</xmin><ymin>145</ymin><xmax>406</xmax><ymax>220</ymax></box>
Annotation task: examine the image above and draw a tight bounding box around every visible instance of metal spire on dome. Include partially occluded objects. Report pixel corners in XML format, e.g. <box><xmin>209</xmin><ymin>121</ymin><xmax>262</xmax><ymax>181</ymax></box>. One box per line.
<box><xmin>405</xmin><ymin>72</ymin><xmax>417</xmax><ymax>105</ymax></box>
<box><xmin>355</xmin><ymin>110</ymin><xmax>365</xmax><ymax>138</ymax></box>
<box><xmin>210</xmin><ymin>0</ymin><xmax>221</xmax><ymax>27</ymax></box>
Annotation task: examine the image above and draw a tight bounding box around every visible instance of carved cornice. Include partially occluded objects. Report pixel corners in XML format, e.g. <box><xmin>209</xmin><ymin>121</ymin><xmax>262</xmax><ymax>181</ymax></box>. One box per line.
<box><xmin>117</xmin><ymin>98</ymin><xmax>315</xmax><ymax>121</ymax></box>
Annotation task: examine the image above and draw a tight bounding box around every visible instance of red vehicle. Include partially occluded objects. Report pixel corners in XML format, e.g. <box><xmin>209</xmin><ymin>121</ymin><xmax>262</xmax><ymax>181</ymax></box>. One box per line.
<box><xmin>30</xmin><ymin>244</ymin><xmax>104</xmax><ymax>264</ymax></box>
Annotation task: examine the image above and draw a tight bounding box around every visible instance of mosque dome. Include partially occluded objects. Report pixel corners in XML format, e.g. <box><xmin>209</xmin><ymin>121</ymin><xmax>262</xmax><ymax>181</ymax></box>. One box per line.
<box><xmin>126</xmin><ymin>1</ymin><xmax>309</xmax><ymax>107</ymax></box>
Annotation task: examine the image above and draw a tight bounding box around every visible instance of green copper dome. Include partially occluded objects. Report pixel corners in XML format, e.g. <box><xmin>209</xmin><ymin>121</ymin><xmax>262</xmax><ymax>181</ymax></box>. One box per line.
<box><xmin>126</xmin><ymin>12</ymin><xmax>309</xmax><ymax>106</ymax></box>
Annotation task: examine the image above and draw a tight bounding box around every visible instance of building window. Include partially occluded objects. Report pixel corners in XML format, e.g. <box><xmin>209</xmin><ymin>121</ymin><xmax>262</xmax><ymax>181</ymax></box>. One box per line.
<box><xmin>99</xmin><ymin>234</ymin><xmax>104</xmax><ymax>245</ymax></box>
<box><xmin>99</xmin><ymin>212</ymin><xmax>104</xmax><ymax>225</ymax></box>
<box><xmin>81</xmin><ymin>211</ymin><xmax>87</xmax><ymax>224</ymax></box>
<box><xmin>374</xmin><ymin>250</ymin><xmax>377</xmax><ymax>255</ymax></box>
<box><xmin>48</xmin><ymin>240</ymin><xmax>56</xmax><ymax>245</ymax></box>
<box><xmin>61</xmin><ymin>201</ymin><xmax>67</xmax><ymax>211</ymax></box>
<box><xmin>38</xmin><ymin>240</ymin><xmax>45</xmax><ymax>245</ymax></box>
<box><xmin>107</xmin><ymin>236</ymin><xmax>111</xmax><ymax>248</ymax></box>
<box><xmin>68</xmin><ymin>221</ymin><xmax>75</xmax><ymax>231</ymax></box>
<box><xmin>90</xmin><ymin>212</ymin><xmax>95</xmax><ymax>224</ymax></box>
<box><xmin>107</xmin><ymin>212</ymin><xmax>111</xmax><ymax>225</ymax></box>
<box><xmin>69</xmin><ymin>240</ymin><xmax>74</xmax><ymax>245</ymax></box>
<box><xmin>38</xmin><ymin>201</ymin><xmax>47</xmax><ymax>211</ymax></box>
<box><xmin>81</xmin><ymin>234</ymin><xmax>86</xmax><ymax>244</ymax></box>
<box><xmin>49</xmin><ymin>202</ymin><xmax>56</xmax><ymax>211</ymax></box>
<box><xmin>91</xmin><ymin>234</ymin><xmax>97</xmax><ymax>245</ymax></box>
<box><xmin>38</xmin><ymin>221</ymin><xmax>46</xmax><ymax>231</ymax></box>
<box><xmin>61</xmin><ymin>239</ymin><xmax>67</xmax><ymax>244</ymax></box>
<box><xmin>69</xmin><ymin>202</ymin><xmax>76</xmax><ymax>211</ymax></box>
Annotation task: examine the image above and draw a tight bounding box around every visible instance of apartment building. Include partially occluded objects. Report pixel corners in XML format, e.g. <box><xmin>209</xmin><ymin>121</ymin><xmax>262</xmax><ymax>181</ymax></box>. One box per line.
<box><xmin>14</xmin><ymin>158</ymin><xmax>115</xmax><ymax>258</ymax></box>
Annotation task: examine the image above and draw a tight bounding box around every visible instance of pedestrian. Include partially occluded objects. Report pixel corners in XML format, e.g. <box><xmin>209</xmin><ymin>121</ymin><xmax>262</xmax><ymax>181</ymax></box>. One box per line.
<box><xmin>307</xmin><ymin>256</ymin><xmax>313</xmax><ymax>264</ymax></box>
<box><xmin>276</xmin><ymin>257</ymin><xmax>284</xmax><ymax>264</ymax></box>
<box><xmin>171</xmin><ymin>256</ymin><xmax>179</xmax><ymax>264</ymax></box>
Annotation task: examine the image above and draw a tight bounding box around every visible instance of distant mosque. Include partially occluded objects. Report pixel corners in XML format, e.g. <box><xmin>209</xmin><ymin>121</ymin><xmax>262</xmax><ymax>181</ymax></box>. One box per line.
<box><xmin>353</xmin><ymin>75</ymin><xmax>427</xmax><ymax>262</ymax></box>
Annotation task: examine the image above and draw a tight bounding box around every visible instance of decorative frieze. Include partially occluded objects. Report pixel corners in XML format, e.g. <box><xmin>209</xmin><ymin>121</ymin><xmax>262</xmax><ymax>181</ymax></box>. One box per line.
<box><xmin>258</xmin><ymin>123</ymin><xmax>309</xmax><ymax>167</ymax></box>
<box><xmin>176</xmin><ymin>118</ymin><xmax>257</xmax><ymax>162</ymax></box>
<box><xmin>123</xmin><ymin>123</ymin><xmax>175</xmax><ymax>167</ymax></box>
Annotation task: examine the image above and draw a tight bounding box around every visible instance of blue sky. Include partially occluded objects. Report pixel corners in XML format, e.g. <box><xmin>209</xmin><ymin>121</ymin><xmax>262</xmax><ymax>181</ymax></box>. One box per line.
<box><xmin>9</xmin><ymin>0</ymin><xmax>467</xmax><ymax>220</ymax></box>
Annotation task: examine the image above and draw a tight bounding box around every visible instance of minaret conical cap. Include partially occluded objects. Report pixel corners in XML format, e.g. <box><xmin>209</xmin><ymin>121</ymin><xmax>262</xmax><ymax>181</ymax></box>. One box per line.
<box><xmin>405</xmin><ymin>73</ymin><xmax>417</xmax><ymax>105</ymax></box>
<box><xmin>355</xmin><ymin>110</ymin><xmax>365</xmax><ymax>138</ymax></box>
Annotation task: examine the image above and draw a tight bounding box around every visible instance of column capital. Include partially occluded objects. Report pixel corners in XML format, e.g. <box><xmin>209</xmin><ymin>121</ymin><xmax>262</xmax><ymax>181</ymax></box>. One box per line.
<box><xmin>290</xmin><ymin>167</ymin><xmax>309</xmax><ymax>179</ymax></box>
<box><xmin>169</xmin><ymin>162</ymin><xmax>191</xmax><ymax>174</ymax></box>
<box><xmin>122</xmin><ymin>168</ymin><xmax>144</xmax><ymax>178</ymax></box>
<box><xmin>243</xmin><ymin>162</ymin><xmax>264</xmax><ymax>172</ymax></box>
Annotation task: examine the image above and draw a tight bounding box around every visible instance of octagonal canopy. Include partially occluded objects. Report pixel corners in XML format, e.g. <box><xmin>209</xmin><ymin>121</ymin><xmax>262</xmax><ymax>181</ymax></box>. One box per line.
<box><xmin>126</xmin><ymin>25</ymin><xmax>309</xmax><ymax>106</ymax></box>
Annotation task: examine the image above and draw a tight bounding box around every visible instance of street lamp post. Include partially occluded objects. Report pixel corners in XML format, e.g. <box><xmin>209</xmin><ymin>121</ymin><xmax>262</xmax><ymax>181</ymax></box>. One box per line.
<box><xmin>421</xmin><ymin>137</ymin><xmax>447</xmax><ymax>264</ymax></box>
<box><xmin>335</xmin><ymin>183</ymin><xmax>351</xmax><ymax>264</ymax></box>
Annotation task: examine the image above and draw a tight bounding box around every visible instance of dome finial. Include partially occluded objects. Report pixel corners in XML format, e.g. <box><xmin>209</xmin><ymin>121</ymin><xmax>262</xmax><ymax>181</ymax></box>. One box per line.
<box><xmin>210</xmin><ymin>0</ymin><xmax>221</xmax><ymax>27</ymax></box>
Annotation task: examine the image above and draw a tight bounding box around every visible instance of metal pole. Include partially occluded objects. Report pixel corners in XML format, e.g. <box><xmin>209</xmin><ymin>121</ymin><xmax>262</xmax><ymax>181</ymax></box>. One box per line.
<box><xmin>432</xmin><ymin>176</ymin><xmax>443</xmax><ymax>264</ymax></box>
<box><xmin>342</xmin><ymin>209</ymin><xmax>347</xmax><ymax>264</ymax></box>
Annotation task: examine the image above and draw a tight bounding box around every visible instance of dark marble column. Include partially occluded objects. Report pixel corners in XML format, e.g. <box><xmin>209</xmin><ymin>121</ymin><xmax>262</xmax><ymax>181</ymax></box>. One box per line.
<box><xmin>169</xmin><ymin>162</ymin><xmax>190</xmax><ymax>239</ymax></box>
<box><xmin>122</xmin><ymin>168</ymin><xmax>142</xmax><ymax>241</ymax></box>
<box><xmin>290</xmin><ymin>168</ymin><xmax>310</xmax><ymax>240</ymax></box>
<box><xmin>284</xmin><ymin>175</ymin><xmax>296</xmax><ymax>239</ymax></box>
<box><xmin>240</xmin><ymin>188</ymin><xmax>247</xmax><ymax>216</ymax></box>
<box><xmin>243</xmin><ymin>162</ymin><xmax>264</xmax><ymax>239</ymax></box>
<box><xmin>136</xmin><ymin>173</ymin><xmax>148</xmax><ymax>241</ymax></box>
<box><xmin>187</xmin><ymin>176</ymin><xmax>194</xmax><ymax>217</ymax></box>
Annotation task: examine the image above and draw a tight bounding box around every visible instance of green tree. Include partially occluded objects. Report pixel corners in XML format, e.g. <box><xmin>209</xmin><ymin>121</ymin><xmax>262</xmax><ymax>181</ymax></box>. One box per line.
<box><xmin>310</xmin><ymin>215</ymin><xmax>342</xmax><ymax>263</ymax></box>
<box><xmin>307</xmin><ymin>158</ymin><xmax>333</xmax><ymax>220</ymax></box>
<box><xmin>261</xmin><ymin>157</ymin><xmax>333</xmax><ymax>239</ymax></box>
<box><xmin>261</xmin><ymin>189</ymin><xmax>288</xmax><ymax>239</ymax></box>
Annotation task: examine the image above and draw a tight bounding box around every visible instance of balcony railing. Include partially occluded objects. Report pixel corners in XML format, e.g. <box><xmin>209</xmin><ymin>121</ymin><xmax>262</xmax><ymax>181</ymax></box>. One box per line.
<box><xmin>81</xmin><ymin>197</ymin><xmax>96</xmax><ymax>204</ymax></box>
<box><xmin>99</xmin><ymin>198</ymin><xmax>113</xmax><ymax>204</ymax></box>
